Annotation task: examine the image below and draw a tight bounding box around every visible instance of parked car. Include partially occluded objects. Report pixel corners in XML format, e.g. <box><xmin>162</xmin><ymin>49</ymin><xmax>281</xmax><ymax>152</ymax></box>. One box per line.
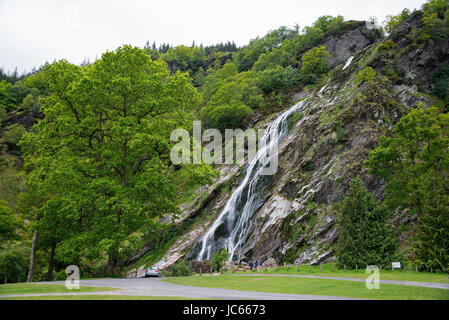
<box><xmin>145</xmin><ymin>266</ymin><xmax>161</xmax><ymax>278</ymax></box>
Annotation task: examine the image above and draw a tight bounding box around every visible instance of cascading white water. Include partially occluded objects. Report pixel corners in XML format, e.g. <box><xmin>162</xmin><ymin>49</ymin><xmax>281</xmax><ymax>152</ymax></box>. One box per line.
<box><xmin>195</xmin><ymin>100</ymin><xmax>308</xmax><ymax>262</ymax></box>
<box><xmin>342</xmin><ymin>56</ymin><xmax>354</xmax><ymax>71</ymax></box>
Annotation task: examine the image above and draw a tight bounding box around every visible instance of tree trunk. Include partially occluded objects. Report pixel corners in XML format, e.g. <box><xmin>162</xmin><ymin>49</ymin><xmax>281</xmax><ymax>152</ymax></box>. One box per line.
<box><xmin>107</xmin><ymin>246</ymin><xmax>120</xmax><ymax>276</ymax></box>
<box><xmin>27</xmin><ymin>230</ymin><xmax>38</xmax><ymax>282</ymax></box>
<box><xmin>46</xmin><ymin>243</ymin><xmax>56</xmax><ymax>281</ymax></box>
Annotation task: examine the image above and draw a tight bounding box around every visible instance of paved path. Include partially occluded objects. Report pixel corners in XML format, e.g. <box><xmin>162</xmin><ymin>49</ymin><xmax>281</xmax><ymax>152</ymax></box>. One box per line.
<box><xmin>234</xmin><ymin>274</ymin><xmax>449</xmax><ymax>290</ymax></box>
<box><xmin>0</xmin><ymin>278</ymin><xmax>361</xmax><ymax>300</ymax></box>
<box><xmin>2</xmin><ymin>274</ymin><xmax>448</xmax><ymax>300</ymax></box>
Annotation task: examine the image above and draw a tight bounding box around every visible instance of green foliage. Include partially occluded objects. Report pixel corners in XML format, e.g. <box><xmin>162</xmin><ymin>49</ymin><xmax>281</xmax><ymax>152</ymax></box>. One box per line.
<box><xmin>336</xmin><ymin>126</ymin><xmax>347</xmax><ymax>142</ymax></box>
<box><xmin>202</xmin><ymin>62</ymin><xmax>263</xmax><ymax>110</ymax></box>
<box><xmin>19</xmin><ymin>45</ymin><xmax>212</xmax><ymax>276</ymax></box>
<box><xmin>0</xmin><ymin>200</ymin><xmax>20</xmax><ymax>242</ymax></box>
<box><xmin>163</xmin><ymin>45</ymin><xmax>206</xmax><ymax>74</ymax></box>
<box><xmin>288</xmin><ymin>111</ymin><xmax>300</xmax><ymax>131</ymax></box>
<box><xmin>201</xmin><ymin>103</ymin><xmax>252</xmax><ymax>132</ymax></box>
<box><xmin>378</xmin><ymin>40</ymin><xmax>398</xmax><ymax>52</ymax></box>
<box><xmin>170</xmin><ymin>260</ymin><xmax>191</xmax><ymax>277</ymax></box>
<box><xmin>256</xmin><ymin>66</ymin><xmax>302</xmax><ymax>94</ymax></box>
<box><xmin>423</xmin><ymin>0</ymin><xmax>449</xmax><ymax>18</ymax></box>
<box><xmin>420</xmin><ymin>1</ymin><xmax>449</xmax><ymax>42</ymax></box>
<box><xmin>356</xmin><ymin>67</ymin><xmax>379</xmax><ymax>84</ymax></box>
<box><xmin>211</xmin><ymin>249</ymin><xmax>228</xmax><ymax>271</ymax></box>
<box><xmin>20</xmin><ymin>94</ymin><xmax>35</xmax><ymax>112</ymax></box>
<box><xmin>366</xmin><ymin>106</ymin><xmax>449</xmax><ymax>272</ymax></box>
<box><xmin>312</xmin><ymin>15</ymin><xmax>345</xmax><ymax>33</ymax></box>
<box><xmin>0</xmin><ymin>106</ymin><xmax>6</xmax><ymax>127</ymax></box>
<box><xmin>300</xmin><ymin>46</ymin><xmax>330</xmax><ymax>78</ymax></box>
<box><xmin>433</xmin><ymin>66</ymin><xmax>449</xmax><ymax>101</ymax></box>
<box><xmin>3</xmin><ymin>124</ymin><xmax>26</xmax><ymax>151</ymax></box>
<box><xmin>384</xmin><ymin>9</ymin><xmax>411</xmax><ymax>33</ymax></box>
<box><xmin>336</xmin><ymin>178</ymin><xmax>398</xmax><ymax>269</ymax></box>
<box><xmin>0</xmin><ymin>243</ymin><xmax>29</xmax><ymax>283</ymax></box>
<box><xmin>234</xmin><ymin>26</ymin><xmax>298</xmax><ymax>72</ymax></box>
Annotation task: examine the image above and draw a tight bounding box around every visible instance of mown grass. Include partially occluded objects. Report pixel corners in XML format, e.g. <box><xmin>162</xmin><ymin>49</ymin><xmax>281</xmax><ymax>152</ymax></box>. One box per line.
<box><xmin>232</xmin><ymin>264</ymin><xmax>449</xmax><ymax>284</ymax></box>
<box><xmin>1</xmin><ymin>295</ymin><xmax>204</xmax><ymax>300</ymax></box>
<box><xmin>0</xmin><ymin>283</ymin><xmax>120</xmax><ymax>296</ymax></box>
<box><xmin>163</xmin><ymin>275</ymin><xmax>449</xmax><ymax>300</ymax></box>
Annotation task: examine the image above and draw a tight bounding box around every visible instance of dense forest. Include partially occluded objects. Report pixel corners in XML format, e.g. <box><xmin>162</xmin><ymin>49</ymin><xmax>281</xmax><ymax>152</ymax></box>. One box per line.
<box><xmin>0</xmin><ymin>0</ymin><xmax>448</xmax><ymax>282</ymax></box>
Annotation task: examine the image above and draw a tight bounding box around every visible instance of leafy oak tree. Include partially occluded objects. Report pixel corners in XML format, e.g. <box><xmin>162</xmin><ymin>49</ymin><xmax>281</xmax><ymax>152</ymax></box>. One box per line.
<box><xmin>20</xmin><ymin>45</ymin><xmax>213</xmax><ymax>278</ymax></box>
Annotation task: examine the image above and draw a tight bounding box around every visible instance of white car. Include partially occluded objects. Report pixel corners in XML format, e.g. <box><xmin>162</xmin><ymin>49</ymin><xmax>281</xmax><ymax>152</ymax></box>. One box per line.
<box><xmin>145</xmin><ymin>266</ymin><xmax>161</xmax><ymax>278</ymax></box>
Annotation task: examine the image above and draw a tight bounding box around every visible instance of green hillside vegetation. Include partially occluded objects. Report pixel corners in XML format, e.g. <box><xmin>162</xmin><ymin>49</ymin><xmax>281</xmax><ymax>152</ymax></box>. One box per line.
<box><xmin>0</xmin><ymin>0</ymin><xmax>448</xmax><ymax>284</ymax></box>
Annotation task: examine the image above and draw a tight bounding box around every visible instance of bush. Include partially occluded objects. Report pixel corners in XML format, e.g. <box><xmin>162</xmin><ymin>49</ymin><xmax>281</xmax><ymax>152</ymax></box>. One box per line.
<box><xmin>300</xmin><ymin>46</ymin><xmax>330</xmax><ymax>77</ymax></box>
<box><xmin>356</xmin><ymin>67</ymin><xmax>379</xmax><ymax>84</ymax></box>
<box><xmin>0</xmin><ymin>200</ymin><xmax>20</xmax><ymax>241</ymax></box>
<box><xmin>336</xmin><ymin>126</ymin><xmax>347</xmax><ymax>142</ymax></box>
<box><xmin>169</xmin><ymin>260</ymin><xmax>191</xmax><ymax>277</ymax></box>
<box><xmin>256</xmin><ymin>66</ymin><xmax>302</xmax><ymax>94</ymax></box>
<box><xmin>384</xmin><ymin>9</ymin><xmax>410</xmax><ymax>34</ymax></box>
<box><xmin>211</xmin><ymin>249</ymin><xmax>228</xmax><ymax>272</ymax></box>
<box><xmin>0</xmin><ymin>243</ymin><xmax>29</xmax><ymax>283</ymax></box>
<box><xmin>201</xmin><ymin>103</ymin><xmax>251</xmax><ymax>132</ymax></box>
<box><xmin>433</xmin><ymin>66</ymin><xmax>449</xmax><ymax>101</ymax></box>
<box><xmin>3</xmin><ymin>124</ymin><xmax>26</xmax><ymax>150</ymax></box>
<box><xmin>423</xmin><ymin>0</ymin><xmax>449</xmax><ymax>19</ymax></box>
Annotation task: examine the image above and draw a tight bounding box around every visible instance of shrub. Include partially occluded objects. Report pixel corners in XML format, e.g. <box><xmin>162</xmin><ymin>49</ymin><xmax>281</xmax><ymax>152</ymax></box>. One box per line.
<box><xmin>356</xmin><ymin>67</ymin><xmax>379</xmax><ymax>84</ymax></box>
<box><xmin>336</xmin><ymin>126</ymin><xmax>347</xmax><ymax>142</ymax></box>
<box><xmin>384</xmin><ymin>9</ymin><xmax>411</xmax><ymax>34</ymax></box>
<box><xmin>300</xmin><ymin>46</ymin><xmax>330</xmax><ymax>77</ymax></box>
<box><xmin>170</xmin><ymin>260</ymin><xmax>192</xmax><ymax>277</ymax></box>
<box><xmin>423</xmin><ymin>0</ymin><xmax>449</xmax><ymax>18</ymax></box>
<box><xmin>211</xmin><ymin>249</ymin><xmax>228</xmax><ymax>271</ymax></box>
<box><xmin>0</xmin><ymin>243</ymin><xmax>29</xmax><ymax>283</ymax></box>
<box><xmin>433</xmin><ymin>66</ymin><xmax>449</xmax><ymax>101</ymax></box>
<box><xmin>3</xmin><ymin>124</ymin><xmax>26</xmax><ymax>150</ymax></box>
<box><xmin>256</xmin><ymin>66</ymin><xmax>285</xmax><ymax>93</ymax></box>
<box><xmin>201</xmin><ymin>103</ymin><xmax>251</xmax><ymax>132</ymax></box>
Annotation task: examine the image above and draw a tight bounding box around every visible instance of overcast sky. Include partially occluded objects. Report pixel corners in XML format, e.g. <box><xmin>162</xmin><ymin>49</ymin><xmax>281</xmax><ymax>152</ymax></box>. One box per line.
<box><xmin>0</xmin><ymin>0</ymin><xmax>425</xmax><ymax>74</ymax></box>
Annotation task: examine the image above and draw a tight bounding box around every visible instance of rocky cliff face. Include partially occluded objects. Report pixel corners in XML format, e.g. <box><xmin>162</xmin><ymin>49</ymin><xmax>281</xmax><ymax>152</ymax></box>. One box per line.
<box><xmin>127</xmin><ymin>13</ymin><xmax>447</xmax><ymax>275</ymax></box>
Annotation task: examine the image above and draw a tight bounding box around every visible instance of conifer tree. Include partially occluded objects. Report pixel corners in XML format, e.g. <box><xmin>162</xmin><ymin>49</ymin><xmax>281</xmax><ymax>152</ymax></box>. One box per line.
<box><xmin>336</xmin><ymin>178</ymin><xmax>398</xmax><ymax>269</ymax></box>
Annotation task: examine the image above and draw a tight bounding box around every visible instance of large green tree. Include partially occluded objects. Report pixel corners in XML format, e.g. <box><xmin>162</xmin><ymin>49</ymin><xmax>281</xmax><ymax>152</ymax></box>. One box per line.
<box><xmin>366</xmin><ymin>106</ymin><xmax>449</xmax><ymax>272</ymax></box>
<box><xmin>20</xmin><ymin>45</ymin><xmax>211</xmax><ymax>277</ymax></box>
<box><xmin>300</xmin><ymin>46</ymin><xmax>330</xmax><ymax>79</ymax></box>
<box><xmin>336</xmin><ymin>178</ymin><xmax>398</xmax><ymax>269</ymax></box>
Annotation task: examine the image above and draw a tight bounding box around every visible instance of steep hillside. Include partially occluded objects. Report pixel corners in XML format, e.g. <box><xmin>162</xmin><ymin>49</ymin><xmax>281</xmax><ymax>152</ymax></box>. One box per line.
<box><xmin>127</xmin><ymin>10</ymin><xmax>448</xmax><ymax>276</ymax></box>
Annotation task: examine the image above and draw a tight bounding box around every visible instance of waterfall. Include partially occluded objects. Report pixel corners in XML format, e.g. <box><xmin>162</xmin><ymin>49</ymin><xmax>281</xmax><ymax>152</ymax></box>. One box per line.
<box><xmin>342</xmin><ymin>56</ymin><xmax>354</xmax><ymax>71</ymax></box>
<box><xmin>194</xmin><ymin>99</ymin><xmax>308</xmax><ymax>262</ymax></box>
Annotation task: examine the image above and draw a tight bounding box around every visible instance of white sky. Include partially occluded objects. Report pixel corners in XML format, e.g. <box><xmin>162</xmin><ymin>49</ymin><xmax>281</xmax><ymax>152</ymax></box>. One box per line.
<box><xmin>0</xmin><ymin>0</ymin><xmax>425</xmax><ymax>74</ymax></box>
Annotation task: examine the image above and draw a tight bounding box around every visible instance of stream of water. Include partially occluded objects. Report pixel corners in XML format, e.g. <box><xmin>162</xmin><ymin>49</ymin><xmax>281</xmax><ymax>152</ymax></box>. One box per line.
<box><xmin>194</xmin><ymin>99</ymin><xmax>308</xmax><ymax>262</ymax></box>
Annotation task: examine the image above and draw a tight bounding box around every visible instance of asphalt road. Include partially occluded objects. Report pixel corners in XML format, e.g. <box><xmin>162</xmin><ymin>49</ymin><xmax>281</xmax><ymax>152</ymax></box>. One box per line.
<box><xmin>2</xmin><ymin>274</ymin><xmax>448</xmax><ymax>300</ymax></box>
<box><xmin>0</xmin><ymin>277</ymin><xmax>362</xmax><ymax>300</ymax></box>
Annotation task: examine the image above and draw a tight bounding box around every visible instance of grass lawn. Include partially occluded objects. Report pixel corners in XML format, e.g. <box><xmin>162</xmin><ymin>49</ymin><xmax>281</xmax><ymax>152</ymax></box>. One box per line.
<box><xmin>1</xmin><ymin>295</ymin><xmax>203</xmax><ymax>300</ymax></box>
<box><xmin>0</xmin><ymin>283</ymin><xmax>120</xmax><ymax>296</ymax></box>
<box><xmin>163</xmin><ymin>275</ymin><xmax>449</xmax><ymax>300</ymax></box>
<box><xmin>233</xmin><ymin>264</ymin><xmax>449</xmax><ymax>284</ymax></box>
